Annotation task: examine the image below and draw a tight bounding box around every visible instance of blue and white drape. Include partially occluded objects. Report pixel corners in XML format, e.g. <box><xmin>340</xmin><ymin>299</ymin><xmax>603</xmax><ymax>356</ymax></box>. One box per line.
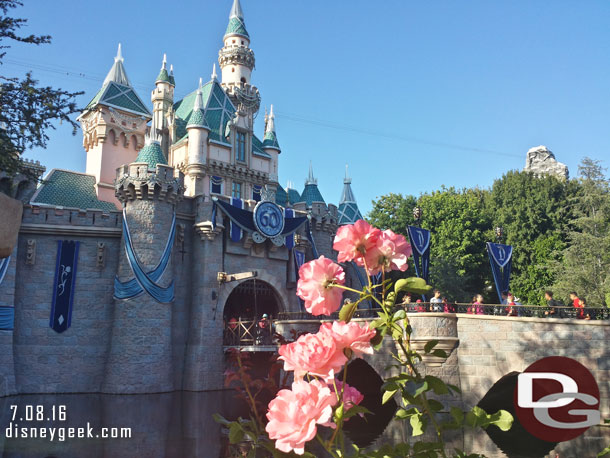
<box><xmin>487</xmin><ymin>242</ymin><xmax>513</xmax><ymax>303</ymax></box>
<box><xmin>0</xmin><ymin>255</ymin><xmax>10</xmax><ymax>287</ymax></box>
<box><xmin>230</xmin><ymin>197</ymin><xmax>244</xmax><ymax>242</ymax></box>
<box><xmin>114</xmin><ymin>210</ymin><xmax>176</xmax><ymax>304</ymax></box>
<box><xmin>211</xmin><ymin>176</ymin><xmax>223</xmax><ymax>195</ymax></box>
<box><xmin>0</xmin><ymin>256</ymin><xmax>14</xmax><ymax>330</ymax></box>
<box><xmin>294</xmin><ymin>250</ymin><xmax>306</xmax><ymax>310</ymax></box>
<box><xmin>407</xmin><ymin>226</ymin><xmax>431</xmax><ymax>284</ymax></box>
<box><xmin>50</xmin><ymin>241</ymin><xmax>80</xmax><ymax>333</ymax></box>
<box><xmin>253</xmin><ymin>185</ymin><xmax>262</xmax><ymax>202</ymax></box>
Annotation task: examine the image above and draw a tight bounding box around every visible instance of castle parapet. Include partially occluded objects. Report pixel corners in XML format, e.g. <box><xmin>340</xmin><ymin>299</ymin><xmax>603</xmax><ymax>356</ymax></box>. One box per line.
<box><xmin>115</xmin><ymin>163</ymin><xmax>184</xmax><ymax>204</ymax></box>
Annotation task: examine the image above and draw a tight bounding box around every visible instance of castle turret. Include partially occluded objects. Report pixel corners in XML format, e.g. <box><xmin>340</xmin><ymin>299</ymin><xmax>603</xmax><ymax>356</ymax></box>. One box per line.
<box><xmin>299</xmin><ymin>163</ymin><xmax>325</xmax><ymax>207</ymax></box>
<box><xmin>218</xmin><ymin>0</ymin><xmax>260</xmax><ymax>116</ymax></box>
<box><xmin>337</xmin><ymin>164</ymin><xmax>363</xmax><ymax>225</ymax></box>
<box><xmin>263</xmin><ymin>105</ymin><xmax>281</xmax><ymax>184</ymax></box>
<box><xmin>104</xmin><ymin>117</ymin><xmax>184</xmax><ymax>393</ymax></box>
<box><xmin>78</xmin><ymin>44</ymin><xmax>151</xmax><ymax>207</ymax></box>
<box><xmin>185</xmin><ymin>78</ymin><xmax>210</xmax><ymax>196</ymax></box>
<box><xmin>152</xmin><ymin>54</ymin><xmax>175</xmax><ymax>157</ymax></box>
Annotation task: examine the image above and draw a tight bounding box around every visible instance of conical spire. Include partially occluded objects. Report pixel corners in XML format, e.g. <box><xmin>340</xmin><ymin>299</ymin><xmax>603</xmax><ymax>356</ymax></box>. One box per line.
<box><xmin>306</xmin><ymin>161</ymin><xmax>317</xmax><ymax>185</ymax></box>
<box><xmin>263</xmin><ymin>104</ymin><xmax>281</xmax><ymax>151</ymax></box>
<box><xmin>136</xmin><ymin>113</ymin><xmax>166</xmax><ymax>167</ymax></box>
<box><xmin>156</xmin><ymin>53</ymin><xmax>171</xmax><ymax>84</ymax></box>
<box><xmin>225</xmin><ymin>0</ymin><xmax>249</xmax><ymax>38</ymax></box>
<box><xmin>229</xmin><ymin>0</ymin><xmax>244</xmax><ymax>19</ymax></box>
<box><xmin>169</xmin><ymin>64</ymin><xmax>175</xmax><ymax>86</ymax></box>
<box><xmin>211</xmin><ymin>63</ymin><xmax>218</xmax><ymax>81</ymax></box>
<box><xmin>187</xmin><ymin>78</ymin><xmax>209</xmax><ymax>129</ymax></box>
<box><xmin>338</xmin><ymin>164</ymin><xmax>363</xmax><ymax>225</ymax></box>
<box><xmin>103</xmin><ymin>43</ymin><xmax>131</xmax><ymax>86</ymax></box>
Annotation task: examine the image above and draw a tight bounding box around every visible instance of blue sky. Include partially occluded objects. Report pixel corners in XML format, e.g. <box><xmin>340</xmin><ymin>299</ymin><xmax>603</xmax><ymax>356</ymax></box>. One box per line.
<box><xmin>5</xmin><ymin>0</ymin><xmax>610</xmax><ymax>215</ymax></box>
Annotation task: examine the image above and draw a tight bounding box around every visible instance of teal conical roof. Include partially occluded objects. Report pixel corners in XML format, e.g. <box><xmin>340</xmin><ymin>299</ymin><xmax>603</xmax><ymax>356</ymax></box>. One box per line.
<box><xmin>169</xmin><ymin>64</ymin><xmax>175</xmax><ymax>86</ymax></box>
<box><xmin>225</xmin><ymin>0</ymin><xmax>249</xmax><ymax>38</ymax></box>
<box><xmin>275</xmin><ymin>184</ymin><xmax>287</xmax><ymax>207</ymax></box>
<box><xmin>262</xmin><ymin>105</ymin><xmax>280</xmax><ymax>151</ymax></box>
<box><xmin>338</xmin><ymin>165</ymin><xmax>363</xmax><ymax>225</ymax></box>
<box><xmin>136</xmin><ymin>141</ymin><xmax>166</xmax><ymax>168</ymax></box>
<box><xmin>299</xmin><ymin>163</ymin><xmax>324</xmax><ymax>206</ymax></box>
<box><xmin>187</xmin><ymin>78</ymin><xmax>210</xmax><ymax>129</ymax></box>
<box><xmin>156</xmin><ymin>54</ymin><xmax>171</xmax><ymax>84</ymax></box>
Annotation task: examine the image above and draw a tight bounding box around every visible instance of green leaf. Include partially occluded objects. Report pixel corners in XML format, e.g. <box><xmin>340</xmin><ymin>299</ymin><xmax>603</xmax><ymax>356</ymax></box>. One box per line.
<box><xmin>228</xmin><ymin>422</ymin><xmax>244</xmax><ymax>444</ymax></box>
<box><xmin>382</xmin><ymin>389</ymin><xmax>397</xmax><ymax>404</ymax></box>
<box><xmin>424</xmin><ymin>339</ymin><xmax>439</xmax><ymax>353</ymax></box>
<box><xmin>427</xmin><ymin>399</ymin><xmax>444</xmax><ymax>412</ymax></box>
<box><xmin>344</xmin><ymin>405</ymin><xmax>372</xmax><ymax>420</ymax></box>
<box><xmin>412</xmin><ymin>381</ymin><xmax>429</xmax><ymax>398</ymax></box>
<box><xmin>393</xmin><ymin>309</ymin><xmax>406</xmax><ymax>321</ymax></box>
<box><xmin>339</xmin><ymin>300</ymin><xmax>358</xmax><ymax>323</ymax></box>
<box><xmin>410</xmin><ymin>413</ymin><xmax>425</xmax><ymax>436</ymax></box>
<box><xmin>432</xmin><ymin>349</ymin><xmax>448</xmax><ymax>358</ymax></box>
<box><xmin>450</xmin><ymin>407</ymin><xmax>464</xmax><ymax>425</ymax></box>
<box><xmin>598</xmin><ymin>445</ymin><xmax>610</xmax><ymax>457</ymax></box>
<box><xmin>370</xmin><ymin>329</ymin><xmax>384</xmax><ymax>347</ymax></box>
<box><xmin>447</xmin><ymin>383</ymin><xmax>462</xmax><ymax>394</ymax></box>
<box><xmin>212</xmin><ymin>413</ymin><xmax>230</xmax><ymax>425</ymax></box>
<box><xmin>334</xmin><ymin>403</ymin><xmax>345</xmax><ymax>423</ymax></box>
<box><xmin>488</xmin><ymin>409</ymin><xmax>514</xmax><ymax>432</ymax></box>
<box><xmin>394</xmin><ymin>277</ymin><xmax>433</xmax><ymax>295</ymax></box>
<box><xmin>425</xmin><ymin>375</ymin><xmax>449</xmax><ymax>395</ymax></box>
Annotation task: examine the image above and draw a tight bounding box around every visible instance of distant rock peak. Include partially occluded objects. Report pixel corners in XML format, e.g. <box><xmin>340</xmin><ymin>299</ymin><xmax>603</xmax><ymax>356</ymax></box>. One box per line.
<box><xmin>523</xmin><ymin>145</ymin><xmax>569</xmax><ymax>179</ymax></box>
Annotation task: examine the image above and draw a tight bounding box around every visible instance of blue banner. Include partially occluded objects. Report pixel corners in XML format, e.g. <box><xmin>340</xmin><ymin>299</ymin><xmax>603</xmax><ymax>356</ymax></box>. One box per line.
<box><xmin>0</xmin><ymin>306</ymin><xmax>14</xmax><ymax>330</ymax></box>
<box><xmin>230</xmin><ymin>197</ymin><xmax>244</xmax><ymax>242</ymax></box>
<box><xmin>253</xmin><ymin>184</ymin><xmax>262</xmax><ymax>202</ymax></box>
<box><xmin>294</xmin><ymin>250</ymin><xmax>306</xmax><ymax>310</ymax></box>
<box><xmin>407</xmin><ymin>226</ymin><xmax>431</xmax><ymax>283</ymax></box>
<box><xmin>114</xmin><ymin>210</ymin><xmax>175</xmax><ymax>303</ymax></box>
<box><xmin>305</xmin><ymin>219</ymin><xmax>319</xmax><ymax>258</ymax></box>
<box><xmin>50</xmin><ymin>241</ymin><xmax>80</xmax><ymax>333</ymax></box>
<box><xmin>0</xmin><ymin>255</ymin><xmax>10</xmax><ymax>287</ymax></box>
<box><xmin>285</xmin><ymin>208</ymin><xmax>295</xmax><ymax>249</ymax></box>
<box><xmin>487</xmin><ymin>242</ymin><xmax>513</xmax><ymax>303</ymax></box>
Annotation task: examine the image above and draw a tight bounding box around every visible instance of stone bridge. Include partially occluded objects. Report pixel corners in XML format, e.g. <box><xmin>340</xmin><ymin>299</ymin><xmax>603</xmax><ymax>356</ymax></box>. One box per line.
<box><xmin>273</xmin><ymin>312</ymin><xmax>610</xmax><ymax>419</ymax></box>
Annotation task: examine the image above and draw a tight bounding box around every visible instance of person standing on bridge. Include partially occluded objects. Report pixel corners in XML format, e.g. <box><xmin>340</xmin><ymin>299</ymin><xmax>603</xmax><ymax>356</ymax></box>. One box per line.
<box><xmin>569</xmin><ymin>292</ymin><xmax>585</xmax><ymax>319</ymax></box>
<box><xmin>544</xmin><ymin>291</ymin><xmax>563</xmax><ymax>318</ymax></box>
<box><xmin>430</xmin><ymin>290</ymin><xmax>443</xmax><ymax>312</ymax></box>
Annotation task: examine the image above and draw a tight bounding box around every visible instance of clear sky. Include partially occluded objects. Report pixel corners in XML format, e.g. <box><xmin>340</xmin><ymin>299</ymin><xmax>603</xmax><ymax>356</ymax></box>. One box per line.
<box><xmin>5</xmin><ymin>0</ymin><xmax>610</xmax><ymax>215</ymax></box>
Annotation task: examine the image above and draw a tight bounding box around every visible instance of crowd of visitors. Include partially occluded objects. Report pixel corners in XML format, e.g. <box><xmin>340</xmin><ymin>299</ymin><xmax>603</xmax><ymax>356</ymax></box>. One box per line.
<box><xmin>403</xmin><ymin>289</ymin><xmax>597</xmax><ymax>320</ymax></box>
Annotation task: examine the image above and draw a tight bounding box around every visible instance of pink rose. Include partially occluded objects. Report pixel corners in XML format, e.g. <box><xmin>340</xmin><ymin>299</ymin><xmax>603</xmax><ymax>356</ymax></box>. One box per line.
<box><xmin>333</xmin><ymin>381</ymin><xmax>364</xmax><ymax>419</ymax></box>
<box><xmin>319</xmin><ymin>321</ymin><xmax>376</xmax><ymax>358</ymax></box>
<box><xmin>266</xmin><ymin>379</ymin><xmax>337</xmax><ymax>455</ymax></box>
<box><xmin>279</xmin><ymin>331</ymin><xmax>347</xmax><ymax>382</ymax></box>
<box><xmin>333</xmin><ymin>219</ymin><xmax>381</xmax><ymax>265</ymax></box>
<box><xmin>296</xmin><ymin>256</ymin><xmax>345</xmax><ymax>316</ymax></box>
<box><xmin>364</xmin><ymin>229</ymin><xmax>412</xmax><ymax>275</ymax></box>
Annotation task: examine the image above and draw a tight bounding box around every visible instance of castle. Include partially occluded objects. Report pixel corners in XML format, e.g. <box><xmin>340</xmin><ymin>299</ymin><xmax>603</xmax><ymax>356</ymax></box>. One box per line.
<box><xmin>0</xmin><ymin>0</ymin><xmax>365</xmax><ymax>396</ymax></box>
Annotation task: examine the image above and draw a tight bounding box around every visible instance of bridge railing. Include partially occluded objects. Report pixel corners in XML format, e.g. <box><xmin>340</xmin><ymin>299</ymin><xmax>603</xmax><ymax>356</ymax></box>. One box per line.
<box><xmin>276</xmin><ymin>303</ymin><xmax>610</xmax><ymax>321</ymax></box>
<box><xmin>223</xmin><ymin>318</ymin><xmax>274</xmax><ymax>347</ymax></box>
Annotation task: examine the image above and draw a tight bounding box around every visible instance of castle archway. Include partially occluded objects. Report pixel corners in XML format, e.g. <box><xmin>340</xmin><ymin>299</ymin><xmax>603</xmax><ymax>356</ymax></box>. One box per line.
<box><xmin>222</xmin><ymin>279</ymin><xmax>283</xmax><ymax>321</ymax></box>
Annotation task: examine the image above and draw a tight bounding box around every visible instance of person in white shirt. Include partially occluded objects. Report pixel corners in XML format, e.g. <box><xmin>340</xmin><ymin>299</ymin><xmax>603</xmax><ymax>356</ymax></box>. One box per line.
<box><xmin>430</xmin><ymin>289</ymin><xmax>443</xmax><ymax>312</ymax></box>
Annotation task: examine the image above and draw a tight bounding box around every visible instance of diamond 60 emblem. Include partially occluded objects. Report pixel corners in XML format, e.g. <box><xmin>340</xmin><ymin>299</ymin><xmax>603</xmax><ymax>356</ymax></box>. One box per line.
<box><xmin>253</xmin><ymin>201</ymin><xmax>284</xmax><ymax>238</ymax></box>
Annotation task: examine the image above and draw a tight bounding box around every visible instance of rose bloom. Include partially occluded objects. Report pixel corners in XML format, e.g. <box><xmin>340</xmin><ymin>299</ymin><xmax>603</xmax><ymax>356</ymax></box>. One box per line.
<box><xmin>333</xmin><ymin>380</ymin><xmax>364</xmax><ymax>419</ymax></box>
<box><xmin>319</xmin><ymin>321</ymin><xmax>376</xmax><ymax>358</ymax></box>
<box><xmin>266</xmin><ymin>379</ymin><xmax>337</xmax><ymax>455</ymax></box>
<box><xmin>365</xmin><ymin>229</ymin><xmax>412</xmax><ymax>275</ymax></box>
<box><xmin>296</xmin><ymin>256</ymin><xmax>345</xmax><ymax>316</ymax></box>
<box><xmin>333</xmin><ymin>219</ymin><xmax>381</xmax><ymax>265</ymax></box>
<box><xmin>279</xmin><ymin>331</ymin><xmax>347</xmax><ymax>382</ymax></box>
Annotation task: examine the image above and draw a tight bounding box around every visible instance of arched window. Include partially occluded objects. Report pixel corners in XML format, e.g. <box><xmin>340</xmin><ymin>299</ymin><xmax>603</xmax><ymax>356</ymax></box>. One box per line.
<box><xmin>240</xmin><ymin>77</ymin><xmax>246</xmax><ymax>84</ymax></box>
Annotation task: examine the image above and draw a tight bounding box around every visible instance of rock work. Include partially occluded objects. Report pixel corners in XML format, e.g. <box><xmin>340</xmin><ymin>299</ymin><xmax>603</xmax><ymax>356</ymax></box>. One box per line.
<box><xmin>523</xmin><ymin>145</ymin><xmax>569</xmax><ymax>179</ymax></box>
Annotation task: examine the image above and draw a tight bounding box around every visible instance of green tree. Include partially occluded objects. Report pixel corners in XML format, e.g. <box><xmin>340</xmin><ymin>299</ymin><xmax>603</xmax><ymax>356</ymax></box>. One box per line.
<box><xmin>488</xmin><ymin>170</ymin><xmax>576</xmax><ymax>303</ymax></box>
<box><xmin>0</xmin><ymin>0</ymin><xmax>82</xmax><ymax>180</ymax></box>
<box><xmin>418</xmin><ymin>187</ymin><xmax>493</xmax><ymax>302</ymax></box>
<box><xmin>552</xmin><ymin>158</ymin><xmax>610</xmax><ymax>306</ymax></box>
<box><xmin>367</xmin><ymin>192</ymin><xmax>418</xmax><ymax>236</ymax></box>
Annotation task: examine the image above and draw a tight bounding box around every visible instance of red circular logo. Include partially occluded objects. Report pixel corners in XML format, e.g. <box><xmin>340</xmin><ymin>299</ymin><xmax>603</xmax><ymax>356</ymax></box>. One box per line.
<box><xmin>513</xmin><ymin>356</ymin><xmax>600</xmax><ymax>443</ymax></box>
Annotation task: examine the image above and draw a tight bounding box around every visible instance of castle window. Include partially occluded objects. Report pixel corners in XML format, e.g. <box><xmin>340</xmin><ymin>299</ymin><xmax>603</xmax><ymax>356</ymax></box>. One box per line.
<box><xmin>232</xmin><ymin>39</ymin><xmax>235</xmax><ymax>44</ymax></box>
<box><xmin>232</xmin><ymin>181</ymin><xmax>242</xmax><ymax>199</ymax></box>
<box><xmin>232</xmin><ymin>68</ymin><xmax>235</xmax><ymax>73</ymax></box>
<box><xmin>240</xmin><ymin>77</ymin><xmax>246</xmax><ymax>84</ymax></box>
<box><xmin>241</xmin><ymin>40</ymin><xmax>244</xmax><ymax>45</ymax></box>
<box><xmin>236</xmin><ymin>132</ymin><xmax>246</xmax><ymax>162</ymax></box>
<box><xmin>211</xmin><ymin>175</ymin><xmax>223</xmax><ymax>194</ymax></box>
<box><xmin>253</xmin><ymin>185</ymin><xmax>262</xmax><ymax>202</ymax></box>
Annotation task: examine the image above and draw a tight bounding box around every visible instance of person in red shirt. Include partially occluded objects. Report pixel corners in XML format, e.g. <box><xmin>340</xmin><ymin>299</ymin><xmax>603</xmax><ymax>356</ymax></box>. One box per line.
<box><xmin>569</xmin><ymin>292</ymin><xmax>585</xmax><ymax>319</ymax></box>
<box><xmin>505</xmin><ymin>293</ymin><xmax>518</xmax><ymax>316</ymax></box>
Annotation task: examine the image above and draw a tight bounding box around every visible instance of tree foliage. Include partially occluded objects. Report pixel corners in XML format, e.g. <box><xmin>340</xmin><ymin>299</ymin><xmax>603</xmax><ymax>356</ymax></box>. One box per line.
<box><xmin>0</xmin><ymin>0</ymin><xmax>82</xmax><ymax>179</ymax></box>
<box><xmin>367</xmin><ymin>161</ymin><xmax>610</xmax><ymax>306</ymax></box>
<box><xmin>552</xmin><ymin>158</ymin><xmax>610</xmax><ymax>306</ymax></box>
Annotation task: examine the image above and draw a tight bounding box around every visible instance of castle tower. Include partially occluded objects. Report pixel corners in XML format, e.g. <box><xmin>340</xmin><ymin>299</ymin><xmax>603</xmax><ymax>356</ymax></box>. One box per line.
<box><xmin>263</xmin><ymin>104</ymin><xmax>281</xmax><ymax>185</ymax></box>
<box><xmin>152</xmin><ymin>54</ymin><xmax>175</xmax><ymax>157</ymax></box>
<box><xmin>103</xmin><ymin>119</ymin><xmax>184</xmax><ymax>394</ymax></box>
<box><xmin>218</xmin><ymin>0</ymin><xmax>261</xmax><ymax>117</ymax></box>
<box><xmin>185</xmin><ymin>78</ymin><xmax>211</xmax><ymax>196</ymax></box>
<box><xmin>78</xmin><ymin>44</ymin><xmax>152</xmax><ymax>207</ymax></box>
<box><xmin>299</xmin><ymin>162</ymin><xmax>325</xmax><ymax>207</ymax></box>
<box><xmin>337</xmin><ymin>164</ymin><xmax>363</xmax><ymax>225</ymax></box>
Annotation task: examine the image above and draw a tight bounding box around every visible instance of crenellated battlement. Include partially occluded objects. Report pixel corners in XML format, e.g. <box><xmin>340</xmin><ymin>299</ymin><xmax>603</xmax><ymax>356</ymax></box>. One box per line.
<box><xmin>115</xmin><ymin>162</ymin><xmax>185</xmax><ymax>204</ymax></box>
